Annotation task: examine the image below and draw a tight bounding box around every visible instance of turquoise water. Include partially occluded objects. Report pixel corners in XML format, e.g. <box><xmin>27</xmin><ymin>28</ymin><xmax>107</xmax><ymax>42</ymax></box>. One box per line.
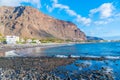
<box><xmin>43</xmin><ymin>42</ymin><xmax>120</xmax><ymax>57</ymax></box>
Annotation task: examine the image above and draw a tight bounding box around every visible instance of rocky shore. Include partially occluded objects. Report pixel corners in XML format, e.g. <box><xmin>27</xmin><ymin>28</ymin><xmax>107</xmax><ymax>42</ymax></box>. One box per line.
<box><xmin>0</xmin><ymin>57</ymin><xmax>116</xmax><ymax>80</ymax></box>
<box><xmin>0</xmin><ymin>57</ymin><xmax>76</xmax><ymax>80</ymax></box>
<box><xmin>53</xmin><ymin>68</ymin><xmax>114</xmax><ymax>80</ymax></box>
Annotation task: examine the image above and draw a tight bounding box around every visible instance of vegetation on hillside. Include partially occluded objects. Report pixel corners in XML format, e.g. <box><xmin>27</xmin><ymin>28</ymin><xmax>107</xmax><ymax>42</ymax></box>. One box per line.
<box><xmin>0</xmin><ymin>33</ymin><xmax>6</xmax><ymax>43</ymax></box>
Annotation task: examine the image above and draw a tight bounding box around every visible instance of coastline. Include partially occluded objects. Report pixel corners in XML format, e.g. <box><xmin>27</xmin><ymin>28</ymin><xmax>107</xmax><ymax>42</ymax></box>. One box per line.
<box><xmin>0</xmin><ymin>42</ymin><xmax>119</xmax><ymax>79</ymax></box>
<box><xmin>0</xmin><ymin>43</ymin><xmax>73</xmax><ymax>52</ymax></box>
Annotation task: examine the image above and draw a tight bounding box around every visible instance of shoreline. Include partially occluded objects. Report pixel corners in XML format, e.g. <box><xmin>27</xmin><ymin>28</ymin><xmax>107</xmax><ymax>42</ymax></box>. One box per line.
<box><xmin>0</xmin><ymin>43</ymin><xmax>72</xmax><ymax>52</ymax></box>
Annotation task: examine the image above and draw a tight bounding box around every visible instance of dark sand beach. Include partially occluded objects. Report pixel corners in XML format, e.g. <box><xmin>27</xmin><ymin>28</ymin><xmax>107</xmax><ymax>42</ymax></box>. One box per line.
<box><xmin>0</xmin><ymin>43</ymin><xmax>70</xmax><ymax>52</ymax></box>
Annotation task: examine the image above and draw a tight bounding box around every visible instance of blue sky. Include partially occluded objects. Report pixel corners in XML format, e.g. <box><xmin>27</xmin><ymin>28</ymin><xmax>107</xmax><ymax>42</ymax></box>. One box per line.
<box><xmin>0</xmin><ymin>0</ymin><xmax>120</xmax><ymax>39</ymax></box>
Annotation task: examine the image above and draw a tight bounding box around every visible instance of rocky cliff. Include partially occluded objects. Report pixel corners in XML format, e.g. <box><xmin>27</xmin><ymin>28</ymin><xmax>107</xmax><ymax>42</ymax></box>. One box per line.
<box><xmin>0</xmin><ymin>6</ymin><xmax>86</xmax><ymax>41</ymax></box>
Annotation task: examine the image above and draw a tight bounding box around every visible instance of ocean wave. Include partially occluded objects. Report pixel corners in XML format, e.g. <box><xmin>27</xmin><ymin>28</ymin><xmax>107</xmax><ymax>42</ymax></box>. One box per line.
<box><xmin>54</xmin><ymin>55</ymin><xmax>120</xmax><ymax>60</ymax></box>
<box><xmin>5</xmin><ymin>50</ymin><xmax>20</xmax><ymax>57</ymax></box>
<box><xmin>55</xmin><ymin>55</ymin><xmax>68</xmax><ymax>58</ymax></box>
<box><xmin>105</xmin><ymin>56</ymin><xmax>120</xmax><ymax>59</ymax></box>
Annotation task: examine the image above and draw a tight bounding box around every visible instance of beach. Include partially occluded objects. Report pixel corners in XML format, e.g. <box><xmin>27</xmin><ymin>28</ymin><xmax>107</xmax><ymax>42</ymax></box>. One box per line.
<box><xmin>0</xmin><ymin>43</ymin><xmax>70</xmax><ymax>52</ymax></box>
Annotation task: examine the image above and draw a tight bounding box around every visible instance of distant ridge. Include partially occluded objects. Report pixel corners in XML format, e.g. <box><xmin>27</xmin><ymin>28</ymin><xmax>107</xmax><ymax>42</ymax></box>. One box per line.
<box><xmin>0</xmin><ymin>6</ymin><xmax>86</xmax><ymax>41</ymax></box>
<box><xmin>87</xmin><ymin>36</ymin><xmax>103</xmax><ymax>40</ymax></box>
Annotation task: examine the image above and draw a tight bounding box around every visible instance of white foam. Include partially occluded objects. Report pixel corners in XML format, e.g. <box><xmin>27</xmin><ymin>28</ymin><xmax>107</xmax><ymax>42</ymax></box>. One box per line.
<box><xmin>105</xmin><ymin>56</ymin><xmax>120</xmax><ymax>59</ymax></box>
<box><xmin>85</xmin><ymin>55</ymin><xmax>120</xmax><ymax>59</ymax></box>
<box><xmin>102</xmin><ymin>66</ymin><xmax>113</xmax><ymax>73</ymax></box>
<box><xmin>5</xmin><ymin>50</ymin><xmax>20</xmax><ymax>57</ymax></box>
<box><xmin>55</xmin><ymin>55</ymin><xmax>120</xmax><ymax>60</ymax></box>
<box><xmin>55</xmin><ymin>55</ymin><xmax>68</xmax><ymax>58</ymax></box>
<box><xmin>83</xmin><ymin>61</ymin><xmax>92</xmax><ymax>66</ymax></box>
<box><xmin>70</xmin><ymin>55</ymin><xmax>80</xmax><ymax>58</ymax></box>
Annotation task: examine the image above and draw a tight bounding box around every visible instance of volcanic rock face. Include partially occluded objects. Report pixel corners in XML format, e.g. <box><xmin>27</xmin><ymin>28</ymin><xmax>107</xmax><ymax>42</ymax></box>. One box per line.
<box><xmin>0</xmin><ymin>6</ymin><xmax>86</xmax><ymax>41</ymax></box>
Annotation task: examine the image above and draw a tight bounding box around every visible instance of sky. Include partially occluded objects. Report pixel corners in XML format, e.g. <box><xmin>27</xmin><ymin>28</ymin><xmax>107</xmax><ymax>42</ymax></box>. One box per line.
<box><xmin>0</xmin><ymin>0</ymin><xmax>120</xmax><ymax>40</ymax></box>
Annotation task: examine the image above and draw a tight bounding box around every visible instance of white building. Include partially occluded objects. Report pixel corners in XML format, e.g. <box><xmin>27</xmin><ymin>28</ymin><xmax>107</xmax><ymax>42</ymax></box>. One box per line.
<box><xmin>6</xmin><ymin>36</ymin><xmax>19</xmax><ymax>44</ymax></box>
<box><xmin>26</xmin><ymin>39</ymin><xmax>32</xmax><ymax>43</ymax></box>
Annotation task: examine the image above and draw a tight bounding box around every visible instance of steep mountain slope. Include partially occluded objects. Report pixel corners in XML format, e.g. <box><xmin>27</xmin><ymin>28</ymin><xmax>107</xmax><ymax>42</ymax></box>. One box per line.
<box><xmin>0</xmin><ymin>6</ymin><xmax>86</xmax><ymax>41</ymax></box>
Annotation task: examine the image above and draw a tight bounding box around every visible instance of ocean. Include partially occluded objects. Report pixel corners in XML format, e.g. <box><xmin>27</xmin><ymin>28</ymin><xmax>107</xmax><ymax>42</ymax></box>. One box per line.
<box><xmin>43</xmin><ymin>42</ymin><xmax>120</xmax><ymax>57</ymax></box>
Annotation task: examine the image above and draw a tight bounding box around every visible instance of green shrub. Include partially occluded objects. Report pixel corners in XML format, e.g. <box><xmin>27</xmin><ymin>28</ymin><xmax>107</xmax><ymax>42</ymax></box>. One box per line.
<box><xmin>40</xmin><ymin>38</ymin><xmax>64</xmax><ymax>43</ymax></box>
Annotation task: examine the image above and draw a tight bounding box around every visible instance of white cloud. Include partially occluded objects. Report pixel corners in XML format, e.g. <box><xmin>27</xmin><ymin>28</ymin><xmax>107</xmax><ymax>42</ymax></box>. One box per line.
<box><xmin>0</xmin><ymin>0</ymin><xmax>41</xmax><ymax>9</ymax></box>
<box><xmin>76</xmin><ymin>15</ymin><xmax>91</xmax><ymax>26</ymax></box>
<box><xmin>94</xmin><ymin>18</ymin><xmax>113</xmax><ymax>25</ymax></box>
<box><xmin>46</xmin><ymin>5</ymin><xmax>53</xmax><ymax>12</ymax></box>
<box><xmin>89</xmin><ymin>3</ymin><xmax>120</xmax><ymax>26</ymax></box>
<box><xmin>0</xmin><ymin>0</ymin><xmax>20</xmax><ymax>6</ymax></box>
<box><xmin>54</xmin><ymin>4</ymin><xmax>69</xmax><ymax>10</ymax></box>
<box><xmin>65</xmin><ymin>9</ymin><xmax>77</xmax><ymax>16</ymax></box>
<box><xmin>90</xmin><ymin>3</ymin><xmax>115</xmax><ymax>19</ymax></box>
<box><xmin>46</xmin><ymin>0</ymin><xmax>91</xmax><ymax>26</ymax></box>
